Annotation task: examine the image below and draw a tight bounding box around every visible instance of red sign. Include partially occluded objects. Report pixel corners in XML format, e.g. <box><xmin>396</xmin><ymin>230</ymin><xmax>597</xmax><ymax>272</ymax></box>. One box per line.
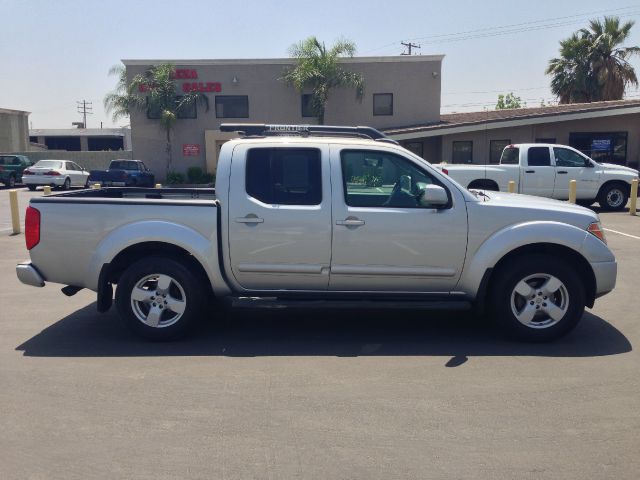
<box><xmin>173</xmin><ymin>69</ymin><xmax>198</xmax><ymax>79</ymax></box>
<box><xmin>182</xmin><ymin>82</ymin><xmax>221</xmax><ymax>93</ymax></box>
<box><xmin>183</xmin><ymin>144</ymin><xmax>200</xmax><ymax>156</ymax></box>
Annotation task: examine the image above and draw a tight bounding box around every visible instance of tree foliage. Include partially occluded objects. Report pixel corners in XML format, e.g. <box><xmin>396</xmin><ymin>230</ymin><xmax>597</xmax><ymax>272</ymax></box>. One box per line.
<box><xmin>546</xmin><ymin>16</ymin><xmax>640</xmax><ymax>103</ymax></box>
<box><xmin>496</xmin><ymin>92</ymin><xmax>524</xmax><ymax>109</ymax></box>
<box><xmin>281</xmin><ymin>37</ymin><xmax>364</xmax><ymax>124</ymax></box>
<box><xmin>104</xmin><ymin>63</ymin><xmax>209</xmax><ymax>174</ymax></box>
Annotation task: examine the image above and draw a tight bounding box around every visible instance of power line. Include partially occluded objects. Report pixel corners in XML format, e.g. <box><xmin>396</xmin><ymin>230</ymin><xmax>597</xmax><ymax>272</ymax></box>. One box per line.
<box><xmin>76</xmin><ymin>100</ymin><xmax>93</xmax><ymax>128</ymax></box>
<box><xmin>400</xmin><ymin>41</ymin><xmax>421</xmax><ymax>55</ymax></box>
<box><xmin>363</xmin><ymin>5</ymin><xmax>640</xmax><ymax>53</ymax></box>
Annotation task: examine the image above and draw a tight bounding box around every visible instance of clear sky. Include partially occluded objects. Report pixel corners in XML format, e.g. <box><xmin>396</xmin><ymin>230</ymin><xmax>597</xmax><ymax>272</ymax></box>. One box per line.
<box><xmin>1</xmin><ymin>0</ymin><xmax>639</xmax><ymax>129</ymax></box>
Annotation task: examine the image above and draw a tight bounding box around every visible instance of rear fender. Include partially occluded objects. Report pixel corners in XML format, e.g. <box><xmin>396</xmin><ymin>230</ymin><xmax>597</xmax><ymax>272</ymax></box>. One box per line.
<box><xmin>86</xmin><ymin>220</ymin><xmax>230</xmax><ymax>295</ymax></box>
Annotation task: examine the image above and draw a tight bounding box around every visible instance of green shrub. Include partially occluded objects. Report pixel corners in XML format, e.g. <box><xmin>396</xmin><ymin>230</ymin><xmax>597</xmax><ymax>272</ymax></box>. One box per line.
<box><xmin>166</xmin><ymin>171</ymin><xmax>185</xmax><ymax>185</ymax></box>
<box><xmin>201</xmin><ymin>173</ymin><xmax>215</xmax><ymax>184</ymax></box>
<box><xmin>187</xmin><ymin>166</ymin><xmax>204</xmax><ymax>183</ymax></box>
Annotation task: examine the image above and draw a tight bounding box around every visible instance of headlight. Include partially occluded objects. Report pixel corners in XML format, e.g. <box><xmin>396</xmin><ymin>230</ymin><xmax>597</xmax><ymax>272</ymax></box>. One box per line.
<box><xmin>587</xmin><ymin>221</ymin><xmax>607</xmax><ymax>244</ymax></box>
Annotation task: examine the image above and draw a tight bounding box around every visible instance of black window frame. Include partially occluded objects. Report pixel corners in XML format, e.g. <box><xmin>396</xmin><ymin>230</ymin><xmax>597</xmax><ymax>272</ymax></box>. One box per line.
<box><xmin>452</xmin><ymin>141</ymin><xmax>473</xmax><ymax>164</ymax></box>
<box><xmin>373</xmin><ymin>93</ymin><xmax>394</xmax><ymax>116</ymax></box>
<box><xmin>489</xmin><ymin>139</ymin><xmax>511</xmax><ymax>165</ymax></box>
<box><xmin>340</xmin><ymin>149</ymin><xmax>451</xmax><ymax>209</ymax></box>
<box><xmin>175</xmin><ymin>95</ymin><xmax>197</xmax><ymax>119</ymax></box>
<box><xmin>301</xmin><ymin>94</ymin><xmax>315</xmax><ymax>118</ymax></box>
<box><xmin>215</xmin><ymin>95</ymin><xmax>249</xmax><ymax>119</ymax></box>
<box><xmin>245</xmin><ymin>147</ymin><xmax>322</xmax><ymax>206</ymax></box>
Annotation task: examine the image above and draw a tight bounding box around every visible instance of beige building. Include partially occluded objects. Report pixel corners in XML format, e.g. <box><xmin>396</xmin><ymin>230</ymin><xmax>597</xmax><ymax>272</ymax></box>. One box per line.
<box><xmin>0</xmin><ymin>108</ymin><xmax>30</xmax><ymax>152</ymax></box>
<box><xmin>124</xmin><ymin>56</ymin><xmax>443</xmax><ymax>178</ymax></box>
<box><xmin>125</xmin><ymin>56</ymin><xmax>640</xmax><ymax>179</ymax></box>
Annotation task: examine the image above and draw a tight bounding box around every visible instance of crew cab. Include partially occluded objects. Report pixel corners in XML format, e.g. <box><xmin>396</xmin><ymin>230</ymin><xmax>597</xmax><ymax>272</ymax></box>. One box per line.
<box><xmin>16</xmin><ymin>125</ymin><xmax>617</xmax><ymax>342</ymax></box>
<box><xmin>435</xmin><ymin>144</ymin><xmax>639</xmax><ymax>210</ymax></box>
<box><xmin>89</xmin><ymin>159</ymin><xmax>155</xmax><ymax>187</ymax></box>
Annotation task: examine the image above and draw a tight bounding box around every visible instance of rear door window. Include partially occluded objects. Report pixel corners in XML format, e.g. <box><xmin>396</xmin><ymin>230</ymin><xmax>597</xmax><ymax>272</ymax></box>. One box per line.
<box><xmin>500</xmin><ymin>147</ymin><xmax>519</xmax><ymax>165</ymax></box>
<box><xmin>527</xmin><ymin>147</ymin><xmax>552</xmax><ymax>166</ymax></box>
<box><xmin>246</xmin><ymin>148</ymin><xmax>322</xmax><ymax>205</ymax></box>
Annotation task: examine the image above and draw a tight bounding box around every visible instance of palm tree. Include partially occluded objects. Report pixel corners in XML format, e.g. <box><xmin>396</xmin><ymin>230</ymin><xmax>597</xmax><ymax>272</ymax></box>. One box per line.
<box><xmin>281</xmin><ymin>37</ymin><xmax>364</xmax><ymax>124</ymax></box>
<box><xmin>581</xmin><ymin>17</ymin><xmax>640</xmax><ymax>101</ymax></box>
<box><xmin>106</xmin><ymin>63</ymin><xmax>209</xmax><ymax>175</ymax></box>
<box><xmin>103</xmin><ymin>64</ymin><xmax>132</xmax><ymax>122</ymax></box>
<box><xmin>546</xmin><ymin>16</ymin><xmax>639</xmax><ymax>103</ymax></box>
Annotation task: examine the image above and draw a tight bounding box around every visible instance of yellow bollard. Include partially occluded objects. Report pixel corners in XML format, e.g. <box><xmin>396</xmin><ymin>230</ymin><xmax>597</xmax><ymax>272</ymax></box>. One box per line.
<box><xmin>155</xmin><ymin>183</ymin><xmax>162</xmax><ymax>189</ymax></box>
<box><xmin>508</xmin><ymin>181</ymin><xmax>516</xmax><ymax>193</ymax></box>
<box><xmin>9</xmin><ymin>189</ymin><xmax>20</xmax><ymax>234</ymax></box>
<box><xmin>43</xmin><ymin>185</ymin><xmax>51</xmax><ymax>196</ymax></box>
<box><xmin>91</xmin><ymin>183</ymin><xmax>100</xmax><ymax>190</ymax></box>
<box><xmin>630</xmin><ymin>178</ymin><xmax>638</xmax><ymax>216</ymax></box>
<box><xmin>568</xmin><ymin>180</ymin><xmax>577</xmax><ymax>204</ymax></box>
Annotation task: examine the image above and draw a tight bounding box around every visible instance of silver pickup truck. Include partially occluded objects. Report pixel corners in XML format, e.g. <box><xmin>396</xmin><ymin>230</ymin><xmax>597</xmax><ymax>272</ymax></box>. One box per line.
<box><xmin>16</xmin><ymin>124</ymin><xmax>617</xmax><ymax>342</ymax></box>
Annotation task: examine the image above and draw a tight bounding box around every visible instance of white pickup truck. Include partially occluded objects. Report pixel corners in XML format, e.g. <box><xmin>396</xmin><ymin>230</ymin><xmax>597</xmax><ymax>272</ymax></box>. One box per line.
<box><xmin>16</xmin><ymin>125</ymin><xmax>617</xmax><ymax>342</ymax></box>
<box><xmin>435</xmin><ymin>144</ymin><xmax>639</xmax><ymax>210</ymax></box>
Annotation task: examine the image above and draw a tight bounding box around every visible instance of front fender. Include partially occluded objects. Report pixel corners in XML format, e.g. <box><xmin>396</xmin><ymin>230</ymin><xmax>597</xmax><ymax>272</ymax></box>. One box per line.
<box><xmin>85</xmin><ymin>220</ymin><xmax>229</xmax><ymax>295</ymax></box>
<box><xmin>457</xmin><ymin>221</ymin><xmax>612</xmax><ymax>298</ymax></box>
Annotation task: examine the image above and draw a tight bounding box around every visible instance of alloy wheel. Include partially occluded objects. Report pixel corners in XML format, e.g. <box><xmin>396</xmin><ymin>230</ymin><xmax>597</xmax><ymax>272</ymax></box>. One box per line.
<box><xmin>130</xmin><ymin>273</ymin><xmax>187</xmax><ymax>328</ymax></box>
<box><xmin>510</xmin><ymin>273</ymin><xmax>569</xmax><ymax>329</ymax></box>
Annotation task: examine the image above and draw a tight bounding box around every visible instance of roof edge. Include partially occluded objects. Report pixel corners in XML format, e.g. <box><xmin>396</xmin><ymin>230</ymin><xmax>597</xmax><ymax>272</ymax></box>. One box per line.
<box><xmin>121</xmin><ymin>55</ymin><xmax>445</xmax><ymax>66</ymax></box>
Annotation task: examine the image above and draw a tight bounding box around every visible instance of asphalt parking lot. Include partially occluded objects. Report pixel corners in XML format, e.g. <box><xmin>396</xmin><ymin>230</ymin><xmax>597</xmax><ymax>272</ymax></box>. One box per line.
<box><xmin>1</xmin><ymin>187</ymin><xmax>639</xmax><ymax>479</ymax></box>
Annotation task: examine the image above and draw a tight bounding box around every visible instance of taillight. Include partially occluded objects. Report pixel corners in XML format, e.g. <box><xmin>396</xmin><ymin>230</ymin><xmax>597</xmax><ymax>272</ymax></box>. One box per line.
<box><xmin>44</xmin><ymin>170</ymin><xmax>60</xmax><ymax>176</ymax></box>
<box><xmin>23</xmin><ymin>169</ymin><xmax>33</xmax><ymax>175</ymax></box>
<box><xmin>442</xmin><ymin>168</ymin><xmax>449</xmax><ymax>175</ymax></box>
<box><xmin>25</xmin><ymin>206</ymin><xmax>41</xmax><ymax>250</ymax></box>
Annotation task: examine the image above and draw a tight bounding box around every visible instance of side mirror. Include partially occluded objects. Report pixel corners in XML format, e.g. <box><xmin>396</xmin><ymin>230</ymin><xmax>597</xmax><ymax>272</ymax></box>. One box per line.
<box><xmin>418</xmin><ymin>185</ymin><xmax>449</xmax><ymax>208</ymax></box>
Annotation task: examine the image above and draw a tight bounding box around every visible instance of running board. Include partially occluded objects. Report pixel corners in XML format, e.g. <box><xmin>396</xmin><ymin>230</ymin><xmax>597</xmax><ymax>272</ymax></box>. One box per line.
<box><xmin>231</xmin><ymin>297</ymin><xmax>472</xmax><ymax>310</ymax></box>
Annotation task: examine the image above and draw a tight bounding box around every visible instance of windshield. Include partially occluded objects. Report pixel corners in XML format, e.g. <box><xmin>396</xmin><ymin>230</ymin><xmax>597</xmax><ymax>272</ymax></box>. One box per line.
<box><xmin>34</xmin><ymin>160</ymin><xmax>63</xmax><ymax>169</ymax></box>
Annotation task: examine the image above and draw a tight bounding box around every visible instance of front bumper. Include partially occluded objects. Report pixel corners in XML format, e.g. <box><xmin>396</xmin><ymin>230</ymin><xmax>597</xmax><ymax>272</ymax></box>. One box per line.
<box><xmin>22</xmin><ymin>176</ymin><xmax>66</xmax><ymax>186</ymax></box>
<box><xmin>592</xmin><ymin>260</ymin><xmax>617</xmax><ymax>298</ymax></box>
<box><xmin>16</xmin><ymin>262</ymin><xmax>45</xmax><ymax>287</ymax></box>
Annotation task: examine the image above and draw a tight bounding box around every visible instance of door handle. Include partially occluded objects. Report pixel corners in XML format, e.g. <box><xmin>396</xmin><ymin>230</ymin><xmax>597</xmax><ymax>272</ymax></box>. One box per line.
<box><xmin>557</xmin><ymin>171</ymin><xmax>568</xmax><ymax>174</ymax></box>
<box><xmin>525</xmin><ymin>170</ymin><xmax>535</xmax><ymax>173</ymax></box>
<box><xmin>336</xmin><ymin>218</ymin><xmax>365</xmax><ymax>226</ymax></box>
<box><xmin>235</xmin><ymin>215</ymin><xmax>264</xmax><ymax>224</ymax></box>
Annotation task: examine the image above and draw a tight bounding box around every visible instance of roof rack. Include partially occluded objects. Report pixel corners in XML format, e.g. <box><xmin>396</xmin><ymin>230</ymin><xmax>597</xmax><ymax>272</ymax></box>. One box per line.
<box><xmin>219</xmin><ymin>123</ymin><xmax>399</xmax><ymax>144</ymax></box>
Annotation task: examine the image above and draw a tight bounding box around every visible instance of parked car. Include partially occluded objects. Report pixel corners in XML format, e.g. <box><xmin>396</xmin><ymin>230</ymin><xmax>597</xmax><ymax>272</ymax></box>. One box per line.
<box><xmin>0</xmin><ymin>154</ymin><xmax>32</xmax><ymax>187</ymax></box>
<box><xmin>16</xmin><ymin>124</ymin><xmax>616</xmax><ymax>342</ymax></box>
<box><xmin>434</xmin><ymin>144</ymin><xmax>639</xmax><ymax>210</ymax></box>
<box><xmin>22</xmin><ymin>160</ymin><xmax>90</xmax><ymax>191</ymax></box>
<box><xmin>89</xmin><ymin>159</ymin><xmax>155</xmax><ymax>187</ymax></box>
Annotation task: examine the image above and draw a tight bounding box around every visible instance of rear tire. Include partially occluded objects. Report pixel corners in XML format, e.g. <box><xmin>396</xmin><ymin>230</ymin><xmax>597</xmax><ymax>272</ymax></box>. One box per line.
<box><xmin>115</xmin><ymin>256</ymin><xmax>205</xmax><ymax>340</ymax></box>
<box><xmin>598</xmin><ymin>182</ymin><xmax>628</xmax><ymax>211</ymax></box>
<box><xmin>490</xmin><ymin>254</ymin><xmax>585</xmax><ymax>342</ymax></box>
<box><xmin>468</xmin><ymin>180</ymin><xmax>499</xmax><ymax>191</ymax></box>
<box><xmin>8</xmin><ymin>175</ymin><xmax>16</xmax><ymax>188</ymax></box>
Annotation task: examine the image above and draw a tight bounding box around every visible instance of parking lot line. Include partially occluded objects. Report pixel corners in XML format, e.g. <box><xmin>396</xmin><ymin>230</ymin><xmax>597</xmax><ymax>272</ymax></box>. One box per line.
<box><xmin>603</xmin><ymin>228</ymin><xmax>640</xmax><ymax>240</ymax></box>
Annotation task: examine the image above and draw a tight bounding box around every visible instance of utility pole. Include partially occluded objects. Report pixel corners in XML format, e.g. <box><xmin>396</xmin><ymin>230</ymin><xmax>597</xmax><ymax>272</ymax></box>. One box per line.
<box><xmin>401</xmin><ymin>41</ymin><xmax>421</xmax><ymax>55</ymax></box>
<box><xmin>76</xmin><ymin>100</ymin><xmax>93</xmax><ymax>128</ymax></box>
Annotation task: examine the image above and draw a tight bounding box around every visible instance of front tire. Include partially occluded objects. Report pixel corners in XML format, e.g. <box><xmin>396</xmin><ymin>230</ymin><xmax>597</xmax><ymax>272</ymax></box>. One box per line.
<box><xmin>62</xmin><ymin>177</ymin><xmax>71</xmax><ymax>190</ymax></box>
<box><xmin>490</xmin><ymin>254</ymin><xmax>585</xmax><ymax>341</ymax></box>
<box><xmin>115</xmin><ymin>256</ymin><xmax>205</xmax><ymax>340</ymax></box>
<box><xmin>598</xmin><ymin>183</ymin><xmax>628</xmax><ymax>211</ymax></box>
<box><xmin>27</xmin><ymin>185</ymin><xmax>37</xmax><ymax>191</ymax></box>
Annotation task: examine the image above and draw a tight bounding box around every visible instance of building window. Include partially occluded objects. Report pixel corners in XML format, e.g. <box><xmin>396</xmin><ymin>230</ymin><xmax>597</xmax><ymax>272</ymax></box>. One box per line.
<box><xmin>43</xmin><ymin>136</ymin><xmax>81</xmax><ymax>151</ymax></box>
<box><xmin>569</xmin><ymin>132</ymin><xmax>627</xmax><ymax>165</ymax></box>
<box><xmin>536</xmin><ymin>138</ymin><xmax>556</xmax><ymax>144</ymax></box>
<box><xmin>146</xmin><ymin>98</ymin><xmax>161</xmax><ymax>119</ymax></box>
<box><xmin>175</xmin><ymin>96</ymin><xmax>197</xmax><ymax>119</ymax></box>
<box><xmin>215</xmin><ymin>95</ymin><xmax>249</xmax><ymax>118</ymax></box>
<box><xmin>301</xmin><ymin>94</ymin><xmax>315</xmax><ymax>117</ymax></box>
<box><xmin>452</xmin><ymin>141</ymin><xmax>473</xmax><ymax>164</ymax></box>
<box><xmin>246</xmin><ymin>148</ymin><xmax>321</xmax><ymax>205</ymax></box>
<box><xmin>489</xmin><ymin>140</ymin><xmax>510</xmax><ymax>164</ymax></box>
<box><xmin>373</xmin><ymin>93</ymin><xmax>393</xmax><ymax>116</ymax></box>
<box><xmin>29</xmin><ymin>136</ymin><xmax>38</xmax><ymax>143</ymax></box>
<box><xmin>404</xmin><ymin>142</ymin><xmax>424</xmax><ymax>158</ymax></box>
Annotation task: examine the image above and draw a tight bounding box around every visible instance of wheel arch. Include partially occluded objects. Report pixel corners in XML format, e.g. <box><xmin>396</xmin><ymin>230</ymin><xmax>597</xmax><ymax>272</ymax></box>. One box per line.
<box><xmin>468</xmin><ymin>178</ymin><xmax>499</xmax><ymax>191</ymax></box>
<box><xmin>597</xmin><ymin>179</ymin><xmax>631</xmax><ymax>198</ymax></box>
